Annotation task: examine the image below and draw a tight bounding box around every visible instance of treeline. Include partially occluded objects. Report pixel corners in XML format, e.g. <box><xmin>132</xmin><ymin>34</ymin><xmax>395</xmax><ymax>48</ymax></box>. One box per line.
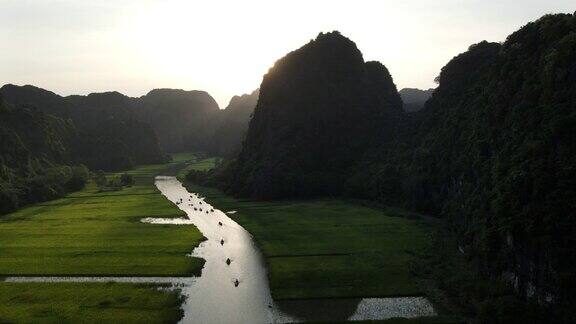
<box><xmin>0</xmin><ymin>97</ymin><xmax>90</xmax><ymax>213</ymax></box>
<box><xmin>196</xmin><ymin>14</ymin><xmax>576</xmax><ymax>322</ymax></box>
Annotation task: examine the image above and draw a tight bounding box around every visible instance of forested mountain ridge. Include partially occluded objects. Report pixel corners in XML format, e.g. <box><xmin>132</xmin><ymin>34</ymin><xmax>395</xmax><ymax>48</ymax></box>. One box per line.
<box><xmin>0</xmin><ymin>84</ymin><xmax>253</xmax><ymax>156</ymax></box>
<box><xmin>0</xmin><ymin>84</ymin><xmax>167</xmax><ymax>170</ymax></box>
<box><xmin>391</xmin><ymin>14</ymin><xmax>576</xmax><ymax>311</ymax></box>
<box><xmin>227</xmin><ymin>32</ymin><xmax>403</xmax><ymax>199</ymax></box>
<box><xmin>211</xmin><ymin>13</ymin><xmax>576</xmax><ymax>320</ymax></box>
<box><xmin>355</xmin><ymin>13</ymin><xmax>576</xmax><ymax>317</ymax></box>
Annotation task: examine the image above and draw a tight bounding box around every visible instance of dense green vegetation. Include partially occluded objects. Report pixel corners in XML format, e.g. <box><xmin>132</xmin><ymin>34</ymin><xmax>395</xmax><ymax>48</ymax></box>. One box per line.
<box><xmin>410</xmin><ymin>228</ymin><xmax>552</xmax><ymax>324</ymax></box>
<box><xmin>347</xmin><ymin>14</ymin><xmax>576</xmax><ymax>321</ymax></box>
<box><xmin>0</xmin><ymin>96</ymin><xmax>91</xmax><ymax>213</ymax></box>
<box><xmin>0</xmin><ymin>282</ymin><xmax>184</xmax><ymax>324</ymax></box>
<box><xmin>0</xmin><ymin>156</ymin><xmax>205</xmax><ymax>276</ymax></box>
<box><xmin>176</xmin><ymin>155</ymin><xmax>219</xmax><ymax>181</ymax></box>
<box><xmin>226</xmin><ymin>31</ymin><xmax>402</xmax><ymax>199</ymax></box>
<box><xmin>0</xmin><ymin>154</ymin><xmax>205</xmax><ymax>323</ymax></box>
<box><xmin>184</xmin><ymin>182</ymin><xmax>431</xmax><ymax>300</ymax></box>
<box><xmin>198</xmin><ymin>13</ymin><xmax>576</xmax><ymax>323</ymax></box>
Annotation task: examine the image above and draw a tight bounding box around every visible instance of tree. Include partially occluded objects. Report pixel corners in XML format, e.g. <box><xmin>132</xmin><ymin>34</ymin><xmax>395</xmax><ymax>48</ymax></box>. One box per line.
<box><xmin>120</xmin><ymin>173</ymin><xmax>134</xmax><ymax>186</ymax></box>
<box><xmin>94</xmin><ymin>171</ymin><xmax>107</xmax><ymax>190</ymax></box>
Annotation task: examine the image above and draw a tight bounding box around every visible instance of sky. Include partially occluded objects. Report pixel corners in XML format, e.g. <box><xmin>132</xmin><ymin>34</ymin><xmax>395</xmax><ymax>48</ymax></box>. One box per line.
<box><xmin>1</xmin><ymin>0</ymin><xmax>574</xmax><ymax>108</ymax></box>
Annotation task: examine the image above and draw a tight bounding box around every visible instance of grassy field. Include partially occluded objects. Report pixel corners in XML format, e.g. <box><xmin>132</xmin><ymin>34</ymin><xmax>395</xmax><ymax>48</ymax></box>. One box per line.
<box><xmin>0</xmin><ymin>154</ymin><xmax>204</xmax><ymax>323</ymax></box>
<box><xmin>0</xmin><ymin>282</ymin><xmax>184</xmax><ymax>324</ymax></box>
<box><xmin>180</xmin><ymin>158</ymin><xmax>466</xmax><ymax>322</ymax></box>
<box><xmin>0</xmin><ymin>154</ymin><xmax>204</xmax><ymax>277</ymax></box>
<box><xmin>175</xmin><ymin>155</ymin><xmax>218</xmax><ymax>180</ymax></box>
<box><xmin>184</xmin><ymin>183</ymin><xmax>433</xmax><ymax>300</ymax></box>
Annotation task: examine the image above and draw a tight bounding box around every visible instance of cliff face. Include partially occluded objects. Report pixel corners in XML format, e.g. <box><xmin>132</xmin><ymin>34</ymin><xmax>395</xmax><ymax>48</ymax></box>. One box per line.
<box><xmin>228</xmin><ymin>32</ymin><xmax>402</xmax><ymax>199</ymax></box>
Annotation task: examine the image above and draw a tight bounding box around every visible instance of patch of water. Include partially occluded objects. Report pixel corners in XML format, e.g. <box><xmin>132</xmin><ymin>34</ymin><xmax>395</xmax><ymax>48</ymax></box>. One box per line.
<box><xmin>141</xmin><ymin>217</ymin><xmax>196</xmax><ymax>225</ymax></box>
<box><xmin>349</xmin><ymin>297</ymin><xmax>436</xmax><ymax>320</ymax></box>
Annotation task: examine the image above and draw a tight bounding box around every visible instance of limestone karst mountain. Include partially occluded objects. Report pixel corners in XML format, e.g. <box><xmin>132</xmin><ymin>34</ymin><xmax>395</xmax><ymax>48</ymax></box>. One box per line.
<box><xmin>228</xmin><ymin>31</ymin><xmax>403</xmax><ymax>199</ymax></box>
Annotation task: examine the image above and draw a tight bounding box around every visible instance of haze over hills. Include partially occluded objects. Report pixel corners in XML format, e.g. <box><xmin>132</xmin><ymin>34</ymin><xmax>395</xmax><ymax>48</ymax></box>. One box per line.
<box><xmin>0</xmin><ymin>84</ymin><xmax>259</xmax><ymax>157</ymax></box>
<box><xmin>210</xmin><ymin>89</ymin><xmax>259</xmax><ymax>157</ymax></box>
<box><xmin>135</xmin><ymin>89</ymin><xmax>221</xmax><ymax>152</ymax></box>
<box><xmin>399</xmin><ymin>88</ymin><xmax>434</xmax><ymax>112</ymax></box>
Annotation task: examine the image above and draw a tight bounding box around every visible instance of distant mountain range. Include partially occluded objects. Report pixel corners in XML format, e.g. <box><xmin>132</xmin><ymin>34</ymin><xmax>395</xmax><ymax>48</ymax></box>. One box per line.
<box><xmin>399</xmin><ymin>87</ymin><xmax>434</xmax><ymax>112</ymax></box>
<box><xmin>0</xmin><ymin>84</ymin><xmax>257</xmax><ymax>213</ymax></box>
<box><xmin>0</xmin><ymin>84</ymin><xmax>166</xmax><ymax>171</ymax></box>
<box><xmin>0</xmin><ymin>84</ymin><xmax>259</xmax><ymax>158</ymax></box>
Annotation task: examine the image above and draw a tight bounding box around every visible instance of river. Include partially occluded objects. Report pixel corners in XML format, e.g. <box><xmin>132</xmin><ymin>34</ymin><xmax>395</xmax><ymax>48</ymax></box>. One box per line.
<box><xmin>5</xmin><ymin>176</ymin><xmax>436</xmax><ymax>323</ymax></box>
<box><xmin>152</xmin><ymin>176</ymin><xmax>436</xmax><ymax>323</ymax></box>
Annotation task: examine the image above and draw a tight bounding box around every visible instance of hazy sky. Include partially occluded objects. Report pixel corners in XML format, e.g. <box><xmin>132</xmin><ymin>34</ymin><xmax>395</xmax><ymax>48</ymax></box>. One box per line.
<box><xmin>1</xmin><ymin>0</ymin><xmax>573</xmax><ymax>108</ymax></box>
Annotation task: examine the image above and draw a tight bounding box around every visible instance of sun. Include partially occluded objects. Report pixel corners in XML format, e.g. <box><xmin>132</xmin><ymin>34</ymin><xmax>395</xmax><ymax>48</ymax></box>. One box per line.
<box><xmin>122</xmin><ymin>1</ymin><xmax>285</xmax><ymax>107</ymax></box>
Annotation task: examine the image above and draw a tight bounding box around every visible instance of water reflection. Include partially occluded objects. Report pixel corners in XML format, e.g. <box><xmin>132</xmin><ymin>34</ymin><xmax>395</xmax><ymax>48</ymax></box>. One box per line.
<box><xmin>154</xmin><ymin>176</ymin><xmax>295</xmax><ymax>324</ymax></box>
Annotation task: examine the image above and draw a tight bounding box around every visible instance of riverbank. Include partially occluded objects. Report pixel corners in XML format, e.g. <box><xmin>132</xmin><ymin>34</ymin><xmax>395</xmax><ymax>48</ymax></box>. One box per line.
<box><xmin>184</xmin><ymin>183</ymin><xmax>431</xmax><ymax>299</ymax></box>
<box><xmin>0</xmin><ymin>155</ymin><xmax>205</xmax><ymax>322</ymax></box>
<box><xmin>179</xmin><ymin>156</ymin><xmax>466</xmax><ymax>322</ymax></box>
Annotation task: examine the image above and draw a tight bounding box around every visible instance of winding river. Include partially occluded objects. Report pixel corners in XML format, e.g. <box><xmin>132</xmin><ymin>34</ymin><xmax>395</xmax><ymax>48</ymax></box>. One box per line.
<box><xmin>153</xmin><ymin>176</ymin><xmax>295</xmax><ymax>323</ymax></box>
<box><xmin>152</xmin><ymin>176</ymin><xmax>436</xmax><ymax>323</ymax></box>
